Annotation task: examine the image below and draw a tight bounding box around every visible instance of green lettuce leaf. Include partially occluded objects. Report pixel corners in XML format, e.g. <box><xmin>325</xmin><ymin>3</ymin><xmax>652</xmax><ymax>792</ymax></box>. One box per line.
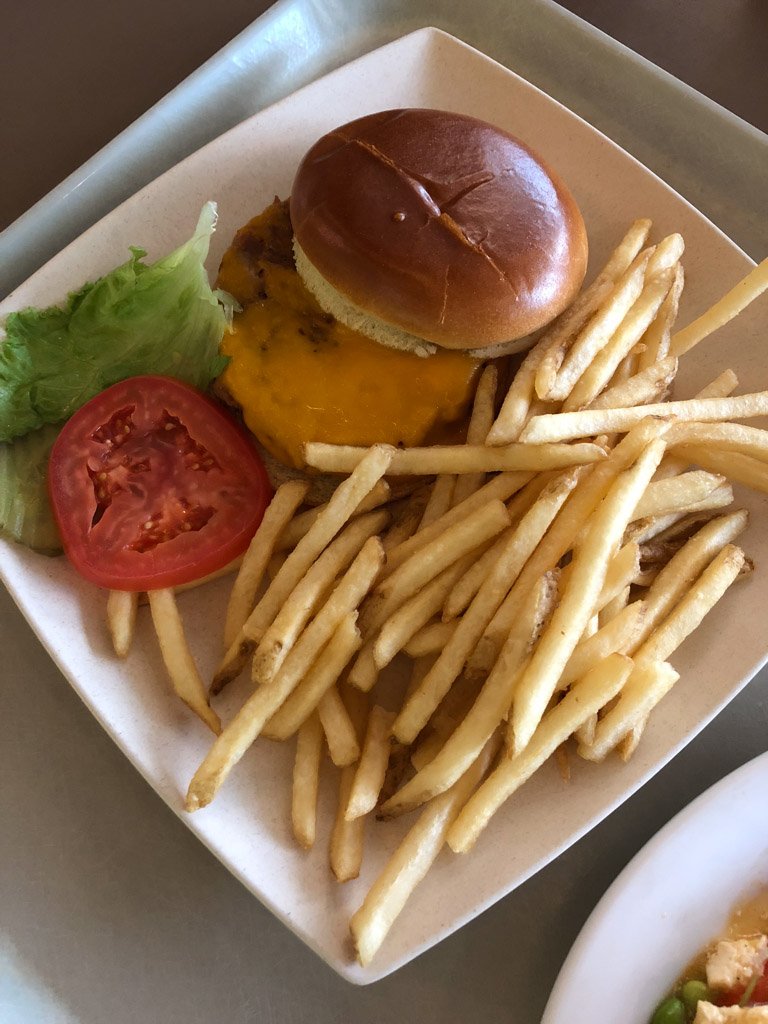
<box><xmin>0</xmin><ymin>425</ymin><xmax>62</xmax><ymax>553</ymax></box>
<box><xmin>0</xmin><ymin>202</ymin><xmax>232</xmax><ymax>443</ymax></box>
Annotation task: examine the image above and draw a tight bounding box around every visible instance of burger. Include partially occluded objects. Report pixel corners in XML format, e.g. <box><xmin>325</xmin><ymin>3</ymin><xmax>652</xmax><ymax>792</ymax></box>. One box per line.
<box><xmin>214</xmin><ymin>108</ymin><xmax>588</xmax><ymax>494</ymax></box>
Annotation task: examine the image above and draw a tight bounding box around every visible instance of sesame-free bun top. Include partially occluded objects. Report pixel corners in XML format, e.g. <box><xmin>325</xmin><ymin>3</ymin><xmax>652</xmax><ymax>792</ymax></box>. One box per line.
<box><xmin>290</xmin><ymin>108</ymin><xmax>589</xmax><ymax>352</ymax></box>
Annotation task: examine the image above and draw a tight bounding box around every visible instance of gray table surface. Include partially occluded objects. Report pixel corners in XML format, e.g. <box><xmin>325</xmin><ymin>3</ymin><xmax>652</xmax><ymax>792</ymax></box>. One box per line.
<box><xmin>2</xmin><ymin>2</ymin><xmax>768</xmax><ymax>1022</ymax></box>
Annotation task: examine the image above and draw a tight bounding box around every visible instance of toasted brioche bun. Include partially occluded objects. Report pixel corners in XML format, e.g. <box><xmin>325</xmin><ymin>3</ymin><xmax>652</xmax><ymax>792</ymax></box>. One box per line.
<box><xmin>290</xmin><ymin>107</ymin><xmax>588</xmax><ymax>353</ymax></box>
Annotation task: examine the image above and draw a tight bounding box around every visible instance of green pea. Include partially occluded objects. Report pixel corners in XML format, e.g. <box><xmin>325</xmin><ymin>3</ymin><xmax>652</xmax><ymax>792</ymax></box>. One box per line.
<box><xmin>650</xmin><ymin>997</ymin><xmax>686</xmax><ymax>1024</ymax></box>
<box><xmin>680</xmin><ymin>979</ymin><xmax>711</xmax><ymax>1012</ymax></box>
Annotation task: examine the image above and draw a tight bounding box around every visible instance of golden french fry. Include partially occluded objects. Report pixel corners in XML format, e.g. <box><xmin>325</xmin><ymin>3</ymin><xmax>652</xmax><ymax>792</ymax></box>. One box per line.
<box><xmin>382</xmin><ymin>472</ymin><xmax>532</xmax><ymax>576</ymax></box>
<box><xmin>382</xmin><ymin>577</ymin><xmax>547</xmax><ymax>815</ymax></box>
<box><xmin>402</xmin><ymin>620</ymin><xmax>457</xmax><ymax>659</ymax></box>
<box><xmin>224</xmin><ymin>480</ymin><xmax>309</xmax><ymax>649</ymax></box>
<box><xmin>345</xmin><ymin>706</ymin><xmax>396</xmax><ymax>820</ymax></box>
<box><xmin>452</xmin><ymin>364</ymin><xmax>498</xmax><ymax>505</ymax></box>
<box><xmin>147</xmin><ymin>589</ymin><xmax>221</xmax><ymax>735</ymax></box>
<box><xmin>275</xmin><ymin>479</ymin><xmax>391</xmax><ymax>552</ymax></box>
<box><xmin>419</xmin><ymin>474</ymin><xmax>457</xmax><ymax>529</ymax></box>
<box><xmin>372</xmin><ymin>552</ymin><xmax>477</xmax><ymax>669</ymax></box>
<box><xmin>520</xmin><ymin>391</ymin><xmax>768</xmax><ymax>445</ymax></box>
<box><xmin>636</xmin><ymin>263</ymin><xmax>685</xmax><ymax>370</ymax></box>
<box><xmin>633</xmin><ymin>471</ymin><xmax>727</xmax><ymax>520</ymax></box>
<box><xmin>666</xmin><ymin>421</ymin><xmax>768</xmax><ymax>461</ymax></box>
<box><xmin>670</xmin><ymin>255</ymin><xmax>768</xmax><ymax>356</ymax></box>
<box><xmin>381</xmin><ymin>485</ymin><xmax>432</xmax><ymax>552</ymax></box>
<box><xmin>318</xmin><ymin>685</ymin><xmax>362</xmax><ymax>768</ymax></box>
<box><xmin>562</xmin><ymin>265</ymin><xmax>677</xmax><ymax>412</ymax></box>
<box><xmin>350</xmin><ymin>733</ymin><xmax>500</xmax><ymax>966</ymax></box>
<box><xmin>631</xmin><ymin>543</ymin><xmax>745</xmax><ymax>667</ymax></box>
<box><xmin>470</xmin><ymin>418</ymin><xmax>669</xmax><ymax>679</ymax></box>
<box><xmin>330</xmin><ymin>686</ymin><xmax>369</xmax><ymax>882</ymax></box>
<box><xmin>532</xmin><ymin>219</ymin><xmax>654</xmax><ymax>403</ymax></box>
<box><xmin>241</xmin><ymin>445</ymin><xmax>393</xmax><ymax>644</ymax></box>
<box><xmin>302</xmin><ymin>441</ymin><xmax>606</xmax><ymax>476</ymax></box>
<box><xmin>546</xmin><ymin>248</ymin><xmax>652</xmax><ymax>402</ymax></box>
<box><xmin>375</xmin><ymin>499</ymin><xmax>511</xmax><ymax>612</ymax></box>
<box><xmin>558</xmin><ymin>600</ymin><xmax>646</xmax><ymax>689</ymax></box>
<box><xmin>630</xmin><ymin>511</ymin><xmax>749</xmax><ymax>650</ymax></box>
<box><xmin>588</xmin><ymin>355</ymin><xmax>678</xmax><ymax>411</ymax></box>
<box><xmin>186</xmin><ymin>538</ymin><xmax>384</xmax><ymax>810</ymax></box>
<box><xmin>448</xmin><ymin>654</ymin><xmax>633</xmax><ymax>853</ymax></box>
<box><xmin>264</xmin><ymin>612</ymin><xmax>363</xmax><ymax>742</ymax></box>
<box><xmin>292</xmin><ymin>712</ymin><xmax>323</xmax><ymax>849</ymax></box>
<box><xmin>251</xmin><ymin>510</ymin><xmax>387</xmax><ymax>686</ymax></box>
<box><xmin>107</xmin><ymin>589</ymin><xmax>138</xmax><ymax>659</ymax></box>
<box><xmin>578</xmin><ymin>661</ymin><xmax>680</xmax><ymax>761</ymax></box>
<box><xmin>510</xmin><ymin>436</ymin><xmax>665</xmax><ymax>755</ymax></box>
<box><xmin>672</xmin><ymin>444</ymin><xmax>768</xmax><ymax>493</ymax></box>
<box><xmin>392</xmin><ymin>469</ymin><xmax>579</xmax><ymax>746</ymax></box>
<box><xmin>618</xmin><ymin>719</ymin><xmax>646</xmax><ymax>761</ymax></box>
<box><xmin>599</xmin><ymin>541</ymin><xmax>641</xmax><ymax>610</ymax></box>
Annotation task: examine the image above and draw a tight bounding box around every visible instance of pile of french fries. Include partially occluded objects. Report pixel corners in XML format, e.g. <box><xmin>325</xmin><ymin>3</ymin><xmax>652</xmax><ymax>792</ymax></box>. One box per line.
<box><xmin>108</xmin><ymin>218</ymin><xmax>768</xmax><ymax>967</ymax></box>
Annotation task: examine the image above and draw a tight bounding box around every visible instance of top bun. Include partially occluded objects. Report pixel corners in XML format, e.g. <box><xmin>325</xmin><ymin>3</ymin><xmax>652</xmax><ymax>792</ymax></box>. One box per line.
<box><xmin>290</xmin><ymin>108</ymin><xmax>588</xmax><ymax>352</ymax></box>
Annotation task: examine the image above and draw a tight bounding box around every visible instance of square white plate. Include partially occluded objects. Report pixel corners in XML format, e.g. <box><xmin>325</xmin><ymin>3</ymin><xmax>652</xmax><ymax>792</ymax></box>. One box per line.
<box><xmin>1</xmin><ymin>27</ymin><xmax>766</xmax><ymax>984</ymax></box>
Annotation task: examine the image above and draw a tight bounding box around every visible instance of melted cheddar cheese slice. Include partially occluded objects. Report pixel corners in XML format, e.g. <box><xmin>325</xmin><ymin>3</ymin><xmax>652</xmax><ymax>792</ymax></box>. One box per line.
<box><xmin>216</xmin><ymin>201</ymin><xmax>483</xmax><ymax>469</ymax></box>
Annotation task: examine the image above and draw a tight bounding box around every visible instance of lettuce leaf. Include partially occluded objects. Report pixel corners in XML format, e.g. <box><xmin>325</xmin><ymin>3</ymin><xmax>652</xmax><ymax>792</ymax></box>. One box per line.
<box><xmin>0</xmin><ymin>202</ymin><xmax>232</xmax><ymax>443</ymax></box>
<box><xmin>0</xmin><ymin>425</ymin><xmax>62</xmax><ymax>553</ymax></box>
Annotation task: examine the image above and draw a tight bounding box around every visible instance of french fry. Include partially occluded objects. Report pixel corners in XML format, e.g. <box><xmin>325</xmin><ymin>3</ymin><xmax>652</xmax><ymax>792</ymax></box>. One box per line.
<box><xmin>264</xmin><ymin>613</ymin><xmax>363</xmax><ymax>742</ymax></box>
<box><xmin>636</xmin><ymin>263</ymin><xmax>684</xmax><ymax>370</ymax></box>
<box><xmin>275</xmin><ymin>479</ymin><xmax>391</xmax><ymax>552</ymax></box>
<box><xmin>318</xmin><ymin>685</ymin><xmax>362</xmax><ymax>768</ymax></box>
<box><xmin>186</xmin><ymin>539</ymin><xmax>384</xmax><ymax>810</ymax></box>
<box><xmin>382</xmin><ymin>578</ymin><xmax>547</xmax><ymax>815</ymax></box>
<box><xmin>561</xmin><ymin>264</ymin><xmax>678</xmax><ymax>412</ymax></box>
<box><xmin>671</xmin><ymin>445</ymin><xmax>768</xmax><ymax>493</ymax></box>
<box><xmin>107</xmin><ymin>589</ymin><xmax>138</xmax><ymax>659</ymax></box>
<box><xmin>380</xmin><ymin>485</ymin><xmax>432</xmax><ymax>552</ymax></box>
<box><xmin>382</xmin><ymin>471</ymin><xmax>532</xmax><ymax>576</ymax></box>
<box><xmin>372</xmin><ymin>552</ymin><xmax>478</xmax><ymax>669</ymax></box>
<box><xmin>670</xmin><ymin>255</ymin><xmax>768</xmax><ymax>357</ymax></box>
<box><xmin>633</xmin><ymin>471</ymin><xmax>727</xmax><ymax>521</ymax></box>
<box><xmin>224</xmin><ymin>480</ymin><xmax>309</xmax><ymax>649</ymax></box>
<box><xmin>350</xmin><ymin>734</ymin><xmax>500</xmax><ymax>966</ymax></box>
<box><xmin>545</xmin><ymin>248</ymin><xmax>652</xmax><ymax>402</ymax></box>
<box><xmin>292</xmin><ymin>713</ymin><xmax>323</xmax><ymax>849</ymax></box>
<box><xmin>588</xmin><ymin>356</ymin><xmax>678</xmax><ymax>411</ymax></box>
<box><xmin>242</xmin><ymin>445</ymin><xmax>393</xmax><ymax>643</ymax></box>
<box><xmin>510</xmin><ymin>436</ymin><xmax>665</xmax><ymax>755</ymax></box>
<box><xmin>375</xmin><ymin>499</ymin><xmax>511</xmax><ymax>612</ymax></box>
<box><xmin>452</xmin><ymin>364</ymin><xmax>498</xmax><ymax>505</ymax></box>
<box><xmin>251</xmin><ymin>510</ymin><xmax>387</xmax><ymax>686</ymax></box>
<box><xmin>419</xmin><ymin>474</ymin><xmax>457</xmax><ymax>528</ymax></box>
<box><xmin>147</xmin><ymin>588</ymin><xmax>221</xmax><ymax>735</ymax></box>
<box><xmin>558</xmin><ymin>600</ymin><xmax>646</xmax><ymax>689</ymax></box>
<box><xmin>345</xmin><ymin>706</ymin><xmax>396</xmax><ymax>820</ymax></box>
<box><xmin>402</xmin><ymin>621</ymin><xmax>457</xmax><ymax>658</ymax></box>
<box><xmin>330</xmin><ymin>685</ymin><xmax>369</xmax><ymax>882</ymax></box>
<box><xmin>531</xmin><ymin>219</ymin><xmax>654</xmax><ymax>404</ymax></box>
<box><xmin>630</xmin><ymin>543</ymin><xmax>745</xmax><ymax>668</ymax></box>
<box><xmin>391</xmin><ymin>469</ymin><xmax>579</xmax><ymax>746</ymax></box>
<box><xmin>666</xmin><ymin>421</ymin><xmax>768</xmax><ymax>461</ymax></box>
<box><xmin>302</xmin><ymin>441</ymin><xmax>607</xmax><ymax>475</ymax></box>
<box><xmin>520</xmin><ymin>391</ymin><xmax>768</xmax><ymax>445</ymax></box>
<box><xmin>447</xmin><ymin>654</ymin><xmax>633</xmax><ymax>853</ymax></box>
<box><xmin>578</xmin><ymin>661</ymin><xmax>679</xmax><ymax>761</ymax></box>
<box><xmin>442</xmin><ymin>475</ymin><xmax>557</xmax><ymax>619</ymax></box>
<box><xmin>470</xmin><ymin>419</ymin><xmax>668</xmax><ymax>678</ymax></box>
<box><xmin>630</xmin><ymin>511</ymin><xmax>748</xmax><ymax>650</ymax></box>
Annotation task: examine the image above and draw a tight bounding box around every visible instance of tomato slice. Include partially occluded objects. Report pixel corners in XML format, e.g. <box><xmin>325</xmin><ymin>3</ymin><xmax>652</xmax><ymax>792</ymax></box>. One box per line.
<box><xmin>48</xmin><ymin>375</ymin><xmax>272</xmax><ymax>591</ymax></box>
